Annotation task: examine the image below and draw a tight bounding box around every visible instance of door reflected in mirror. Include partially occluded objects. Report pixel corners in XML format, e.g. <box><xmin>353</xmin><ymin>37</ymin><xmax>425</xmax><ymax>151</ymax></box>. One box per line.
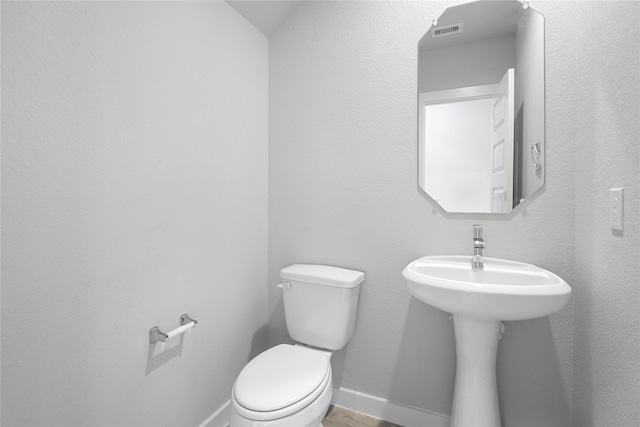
<box><xmin>418</xmin><ymin>0</ymin><xmax>545</xmax><ymax>214</ymax></box>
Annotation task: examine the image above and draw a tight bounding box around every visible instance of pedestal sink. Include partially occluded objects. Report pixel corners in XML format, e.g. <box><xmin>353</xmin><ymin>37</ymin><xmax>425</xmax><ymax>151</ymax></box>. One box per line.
<box><xmin>402</xmin><ymin>255</ymin><xmax>571</xmax><ymax>427</ymax></box>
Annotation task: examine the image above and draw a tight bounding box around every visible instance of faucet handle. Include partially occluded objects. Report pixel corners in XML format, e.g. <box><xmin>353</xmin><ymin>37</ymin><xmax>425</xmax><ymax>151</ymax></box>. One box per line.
<box><xmin>472</xmin><ymin>224</ymin><xmax>483</xmax><ymax>239</ymax></box>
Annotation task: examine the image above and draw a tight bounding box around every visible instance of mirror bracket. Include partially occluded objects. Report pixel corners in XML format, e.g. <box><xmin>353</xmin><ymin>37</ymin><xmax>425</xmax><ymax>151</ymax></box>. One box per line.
<box><xmin>530</xmin><ymin>143</ymin><xmax>542</xmax><ymax>171</ymax></box>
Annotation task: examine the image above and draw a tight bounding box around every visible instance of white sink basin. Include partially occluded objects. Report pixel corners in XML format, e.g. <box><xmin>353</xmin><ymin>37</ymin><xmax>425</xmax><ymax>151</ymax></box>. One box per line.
<box><xmin>403</xmin><ymin>255</ymin><xmax>571</xmax><ymax>321</ymax></box>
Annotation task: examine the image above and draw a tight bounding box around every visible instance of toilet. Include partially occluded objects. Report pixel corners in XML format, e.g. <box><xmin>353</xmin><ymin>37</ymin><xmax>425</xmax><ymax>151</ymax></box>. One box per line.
<box><xmin>230</xmin><ymin>264</ymin><xmax>365</xmax><ymax>427</ymax></box>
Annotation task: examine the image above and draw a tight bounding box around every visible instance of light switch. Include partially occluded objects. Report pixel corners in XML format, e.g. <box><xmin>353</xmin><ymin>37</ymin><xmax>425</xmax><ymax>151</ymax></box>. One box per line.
<box><xmin>610</xmin><ymin>188</ymin><xmax>624</xmax><ymax>231</ymax></box>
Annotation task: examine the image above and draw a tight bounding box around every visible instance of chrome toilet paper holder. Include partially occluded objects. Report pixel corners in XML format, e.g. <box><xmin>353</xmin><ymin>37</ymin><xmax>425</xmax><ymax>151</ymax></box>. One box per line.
<box><xmin>149</xmin><ymin>313</ymin><xmax>198</xmax><ymax>344</ymax></box>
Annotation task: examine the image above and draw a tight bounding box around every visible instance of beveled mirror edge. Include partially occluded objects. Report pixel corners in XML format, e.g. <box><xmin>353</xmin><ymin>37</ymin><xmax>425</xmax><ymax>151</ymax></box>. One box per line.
<box><xmin>417</xmin><ymin>0</ymin><xmax>546</xmax><ymax>215</ymax></box>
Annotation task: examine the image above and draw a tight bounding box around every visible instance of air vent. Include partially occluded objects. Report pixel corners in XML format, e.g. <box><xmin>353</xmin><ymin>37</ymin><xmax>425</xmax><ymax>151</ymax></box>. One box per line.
<box><xmin>431</xmin><ymin>23</ymin><xmax>464</xmax><ymax>38</ymax></box>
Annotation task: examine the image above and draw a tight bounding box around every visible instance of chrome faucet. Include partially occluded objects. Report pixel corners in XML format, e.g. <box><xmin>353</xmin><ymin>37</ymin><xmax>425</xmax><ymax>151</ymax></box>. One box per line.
<box><xmin>472</xmin><ymin>225</ymin><xmax>484</xmax><ymax>269</ymax></box>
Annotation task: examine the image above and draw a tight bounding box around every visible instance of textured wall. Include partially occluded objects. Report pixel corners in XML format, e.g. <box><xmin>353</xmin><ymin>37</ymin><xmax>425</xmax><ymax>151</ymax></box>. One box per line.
<box><xmin>269</xmin><ymin>1</ymin><xmax>575</xmax><ymax>424</ymax></box>
<box><xmin>573</xmin><ymin>2</ymin><xmax>640</xmax><ymax>426</ymax></box>
<box><xmin>1</xmin><ymin>2</ymin><xmax>268</xmax><ymax>425</ymax></box>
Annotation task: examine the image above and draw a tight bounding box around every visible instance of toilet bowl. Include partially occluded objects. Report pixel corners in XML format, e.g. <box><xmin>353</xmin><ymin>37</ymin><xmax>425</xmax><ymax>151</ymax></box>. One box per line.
<box><xmin>230</xmin><ymin>344</ymin><xmax>333</xmax><ymax>427</ymax></box>
<box><xmin>229</xmin><ymin>264</ymin><xmax>364</xmax><ymax>427</ymax></box>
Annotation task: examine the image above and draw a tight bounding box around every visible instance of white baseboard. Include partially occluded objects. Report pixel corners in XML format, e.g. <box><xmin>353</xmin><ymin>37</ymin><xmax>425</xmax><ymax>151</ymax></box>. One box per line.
<box><xmin>199</xmin><ymin>399</ymin><xmax>230</xmax><ymax>427</ymax></box>
<box><xmin>202</xmin><ymin>388</ymin><xmax>450</xmax><ymax>427</ymax></box>
<box><xmin>331</xmin><ymin>386</ymin><xmax>451</xmax><ymax>427</ymax></box>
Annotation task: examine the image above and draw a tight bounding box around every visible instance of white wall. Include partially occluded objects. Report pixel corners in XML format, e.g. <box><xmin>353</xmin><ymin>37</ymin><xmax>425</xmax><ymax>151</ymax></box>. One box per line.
<box><xmin>269</xmin><ymin>1</ymin><xmax>575</xmax><ymax>424</ymax></box>
<box><xmin>1</xmin><ymin>2</ymin><xmax>268</xmax><ymax>425</ymax></box>
<box><xmin>573</xmin><ymin>1</ymin><xmax>640</xmax><ymax>425</ymax></box>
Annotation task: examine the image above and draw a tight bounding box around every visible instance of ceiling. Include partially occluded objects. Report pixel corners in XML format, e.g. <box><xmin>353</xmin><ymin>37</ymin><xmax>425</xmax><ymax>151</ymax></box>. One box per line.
<box><xmin>226</xmin><ymin>1</ymin><xmax>301</xmax><ymax>37</ymax></box>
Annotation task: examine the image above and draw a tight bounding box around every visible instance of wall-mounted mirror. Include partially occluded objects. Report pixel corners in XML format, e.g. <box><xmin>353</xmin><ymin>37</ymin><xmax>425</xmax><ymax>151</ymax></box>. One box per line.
<box><xmin>418</xmin><ymin>0</ymin><xmax>544</xmax><ymax>213</ymax></box>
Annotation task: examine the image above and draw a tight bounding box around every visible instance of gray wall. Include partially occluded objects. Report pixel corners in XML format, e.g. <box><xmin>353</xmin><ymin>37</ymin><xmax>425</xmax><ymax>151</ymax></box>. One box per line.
<box><xmin>1</xmin><ymin>2</ymin><xmax>268</xmax><ymax>425</ymax></box>
<box><xmin>573</xmin><ymin>2</ymin><xmax>640</xmax><ymax>425</ymax></box>
<box><xmin>269</xmin><ymin>1</ymin><xmax>638</xmax><ymax>426</ymax></box>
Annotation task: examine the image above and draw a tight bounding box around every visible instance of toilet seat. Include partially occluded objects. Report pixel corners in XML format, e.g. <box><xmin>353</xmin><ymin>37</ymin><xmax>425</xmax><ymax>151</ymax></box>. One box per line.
<box><xmin>232</xmin><ymin>344</ymin><xmax>331</xmax><ymax>421</ymax></box>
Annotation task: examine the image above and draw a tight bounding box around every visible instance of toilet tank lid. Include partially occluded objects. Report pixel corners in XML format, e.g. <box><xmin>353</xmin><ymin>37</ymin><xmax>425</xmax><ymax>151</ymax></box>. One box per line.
<box><xmin>280</xmin><ymin>264</ymin><xmax>365</xmax><ymax>288</ymax></box>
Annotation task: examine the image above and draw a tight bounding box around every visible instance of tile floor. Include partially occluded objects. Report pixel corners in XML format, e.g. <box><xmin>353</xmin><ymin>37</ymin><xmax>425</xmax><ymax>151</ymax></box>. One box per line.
<box><xmin>322</xmin><ymin>406</ymin><xmax>403</xmax><ymax>427</ymax></box>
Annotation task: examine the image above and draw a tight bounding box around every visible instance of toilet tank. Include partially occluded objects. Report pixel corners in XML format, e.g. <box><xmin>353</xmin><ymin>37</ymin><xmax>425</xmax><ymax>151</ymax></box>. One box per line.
<box><xmin>280</xmin><ymin>264</ymin><xmax>364</xmax><ymax>351</ymax></box>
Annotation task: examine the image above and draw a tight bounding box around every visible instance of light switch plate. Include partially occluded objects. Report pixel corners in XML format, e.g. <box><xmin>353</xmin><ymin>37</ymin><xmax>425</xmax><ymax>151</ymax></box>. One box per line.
<box><xmin>610</xmin><ymin>188</ymin><xmax>624</xmax><ymax>231</ymax></box>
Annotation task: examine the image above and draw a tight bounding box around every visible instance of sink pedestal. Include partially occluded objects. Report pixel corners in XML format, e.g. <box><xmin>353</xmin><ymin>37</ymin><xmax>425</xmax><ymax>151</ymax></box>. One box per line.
<box><xmin>451</xmin><ymin>315</ymin><xmax>501</xmax><ymax>427</ymax></box>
